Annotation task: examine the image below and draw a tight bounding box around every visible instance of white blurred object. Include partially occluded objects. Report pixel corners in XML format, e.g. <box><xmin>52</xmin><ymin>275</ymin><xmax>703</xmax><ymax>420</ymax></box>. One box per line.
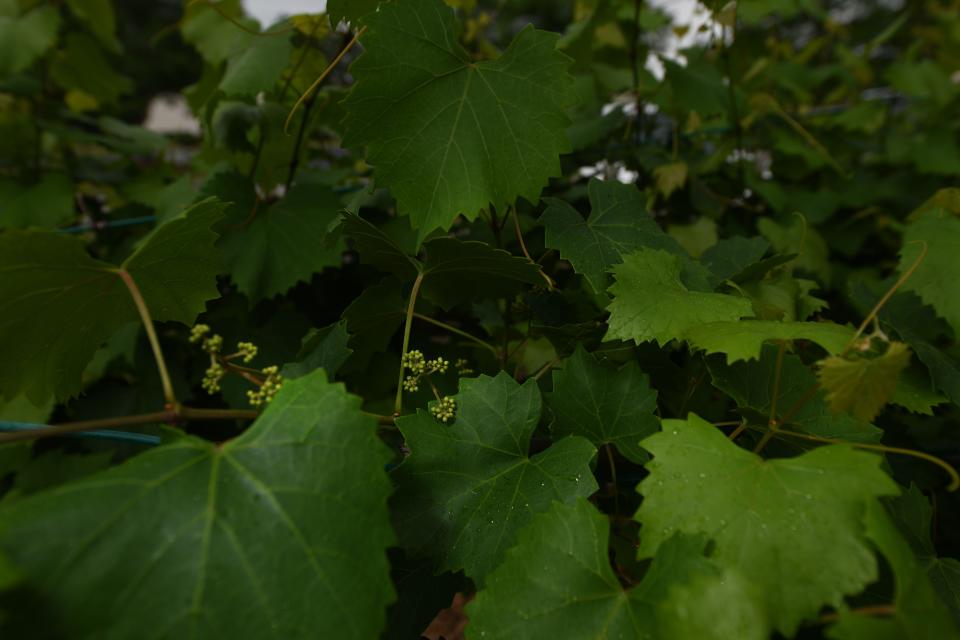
<box><xmin>244</xmin><ymin>0</ymin><xmax>326</xmax><ymax>26</ymax></box>
<box><xmin>143</xmin><ymin>94</ymin><xmax>201</xmax><ymax>136</ymax></box>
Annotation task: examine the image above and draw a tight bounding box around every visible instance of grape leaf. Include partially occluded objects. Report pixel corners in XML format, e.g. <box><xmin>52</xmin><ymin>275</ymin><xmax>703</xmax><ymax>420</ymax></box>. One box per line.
<box><xmin>281</xmin><ymin>321</ymin><xmax>352</xmax><ymax>380</ymax></box>
<box><xmin>545</xmin><ymin>345</ymin><xmax>659</xmax><ymax>463</ymax></box>
<box><xmin>468</xmin><ymin>499</ymin><xmax>767</xmax><ymax>639</ymax></box>
<box><xmin>827</xmin><ymin>501</ymin><xmax>960</xmax><ymax>640</ymax></box>
<box><xmin>341</xmin><ymin>0</ymin><xmax>575</xmax><ymax>242</ymax></box>
<box><xmin>605</xmin><ymin>248</ymin><xmax>753</xmax><ymax>346</ymax></box>
<box><xmin>341</xmin><ymin>213</ymin><xmax>420</xmax><ymax>280</ymax></box>
<box><xmin>707</xmin><ymin>346</ymin><xmax>883</xmax><ymax>442</ymax></box>
<box><xmin>686</xmin><ymin>319</ymin><xmax>854</xmax><ymax>363</ymax></box>
<box><xmin>0</xmin><ymin>199</ymin><xmax>226</xmax><ymax>404</ymax></box>
<box><xmin>419</xmin><ymin>238</ymin><xmax>542</xmax><ymax>308</ymax></box>
<box><xmin>540</xmin><ymin>178</ymin><xmax>683</xmax><ymax>293</ymax></box>
<box><xmin>391</xmin><ymin>372</ymin><xmax>597</xmax><ymax>583</ymax></box>
<box><xmin>818</xmin><ymin>342</ymin><xmax>912</xmax><ymax>423</ymax></box>
<box><xmin>211</xmin><ymin>173</ymin><xmax>343</xmax><ymax>301</ymax></box>
<box><xmin>701</xmin><ymin>236</ymin><xmax>770</xmax><ymax>284</ymax></box>
<box><xmin>900</xmin><ymin>208</ymin><xmax>960</xmax><ymax>335</ymax></box>
<box><xmin>180</xmin><ymin>0</ymin><xmax>256</xmax><ymax>65</ymax></box>
<box><xmin>636</xmin><ymin>414</ymin><xmax>899</xmax><ymax>635</ymax></box>
<box><xmin>327</xmin><ymin>0</ymin><xmax>380</xmax><ymax>26</ymax></box>
<box><xmin>0</xmin><ymin>174</ymin><xmax>74</xmax><ymax>230</ymax></box>
<box><xmin>0</xmin><ymin>4</ymin><xmax>59</xmax><ymax>76</ymax></box>
<box><xmin>341</xmin><ymin>277</ymin><xmax>407</xmax><ymax>367</ymax></box>
<box><xmin>0</xmin><ymin>370</ymin><xmax>395</xmax><ymax>639</ymax></box>
<box><xmin>219</xmin><ymin>29</ymin><xmax>293</xmax><ymax>97</ymax></box>
<box><xmin>342</xmin><ymin>213</ymin><xmax>542</xmax><ymax>306</ymax></box>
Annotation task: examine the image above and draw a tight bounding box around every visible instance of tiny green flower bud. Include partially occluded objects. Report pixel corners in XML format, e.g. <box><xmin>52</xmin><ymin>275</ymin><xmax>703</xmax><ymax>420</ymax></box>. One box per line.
<box><xmin>190</xmin><ymin>324</ymin><xmax>211</xmax><ymax>344</ymax></box>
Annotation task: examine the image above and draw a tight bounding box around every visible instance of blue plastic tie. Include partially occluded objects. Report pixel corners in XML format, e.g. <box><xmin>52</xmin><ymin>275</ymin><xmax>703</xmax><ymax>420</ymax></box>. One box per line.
<box><xmin>0</xmin><ymin>422</ymin><xmax>161</xmax><ymax>446</ymax></box>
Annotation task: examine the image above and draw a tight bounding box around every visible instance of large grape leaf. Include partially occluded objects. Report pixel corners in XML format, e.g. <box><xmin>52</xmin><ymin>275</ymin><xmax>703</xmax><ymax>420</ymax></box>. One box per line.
<box><xmin>900</xmin><ymin>208</ymin><xmax>960</xmax><ymax>335</ymax></box>
<box><xmin>828</xmin><ymin>501</ymin><xmax>960</xmax><ymax>640</ymax></box>
<box><xmin>0</xmin><ymin>369</ymin><xmax>395</xmax><ymax>639</ymax></box>
<box><xmin>468</xmin><ymin>499</ymin><xmax>767</xmax><ymax>640</ymax></box>
<box><xmin>707</xmin><ymin>346</ymin><xmax>883</xmax><ymax>442</ymax></box>
<box><xmin>391</xmin><ymin>372</ymin><xmax>597</xmax><ymax>583</ymax></box>
<box><xmin>545</xmin><ymin>345</ymin><xmax>659</xmax><ymax>463</ymax></box>
<box><xmin>686</xmin><ymin>319</ymin><xmax>854</xmax><ymax>363</ymax></box>
<box><xmin>0</xmin><ymin>199</ymin><xmax>226</xmax><ymax>404</ymax></box>
<box><xmin>540</xmin><ymin>179</ymin><xmax>681</xmax><ymax>294</ymax></box>
<box><xmin>605</xmin><ymin>248</ymin><xmax>753</xmax><ymax>346</ymax></box>
<box><xmin>212</xmin><ymin>174</ymin><xmax>343</xmax><ymax>301</ymax></box>
<box><xmin>636</xmin><ymin>414</ymin><xmax>899</xmax><ymax>635</ymax></box>
<box><xmin>341</xmin><ymin>0</ymin><xmax>575</xmax><ymax>243</ymax></box>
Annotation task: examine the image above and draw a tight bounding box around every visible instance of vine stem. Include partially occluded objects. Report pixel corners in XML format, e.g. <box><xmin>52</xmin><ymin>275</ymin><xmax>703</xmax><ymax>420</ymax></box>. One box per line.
<box><xmin>842</xmin><ymin>240</ymin><xmax>928</xmax><ymax>356</ymax></box>
<box><xmin>116</xmin><ymin>269</ymin><xmax>176</xmax><ymax>408</ymax></box>
<box><xmin>284</xmin><ymin>26</ymin><xmax>367</xmax><ymax>134</ymax></box>
<box><xmin>511</xmin><ymin>207</ymin><xmax>555</xmax><ymax>290</ymax></box>
<box><xmin>395</xmin><ymin>272</ymin><xmax>425</xmax><ymax>415</ymax></box>
<box><xmin>772</xmin><ymin>427</ymin><xmax>959</xmax><ymax>492</ymax></box>
<box><xmin>755</xmin><ymin>341</ymin><xmax>787</xmax><ymax>453</ymax></box>
<box><xmin>818</xmin><ymin>604</ymin><xmax>895</xmax><ymax>624</ymax></box>
<box><xmin>0</xmin><ymin>408</ymin><xmax>259</xmax><ymax>445</ymax></box>
<box><xmin>606</xmin><ymin>444</ymin><xmax>620</xmax><ymax>518</ymax></box>
<box><xmin>413</xmin><ymin>312</ymin><xmax>500</xmax><ymax>357</ymax></box>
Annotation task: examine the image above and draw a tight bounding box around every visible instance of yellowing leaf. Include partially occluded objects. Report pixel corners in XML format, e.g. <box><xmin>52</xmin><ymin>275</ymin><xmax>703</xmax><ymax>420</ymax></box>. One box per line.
<box><xmin>654</xmin><ymin>162</ymin><xmax>689</xmax><ymax>199</ymax></box>
<box><xmin>818</xmin><ymin>342</ymin><xmax>912</xmax><ymax>423</ymax></box>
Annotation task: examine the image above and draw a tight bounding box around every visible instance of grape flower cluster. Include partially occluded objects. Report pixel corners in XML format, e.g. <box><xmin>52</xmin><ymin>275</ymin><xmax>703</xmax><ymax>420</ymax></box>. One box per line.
<box><xmin>400</xmin><ymin>349</ymin><xmax>474</xmax><ymax>423</ymax></box>
<box><xmin>190</xmin><ymin>324</ymin><xmax>282</xmax><ymax>408</ymax></box>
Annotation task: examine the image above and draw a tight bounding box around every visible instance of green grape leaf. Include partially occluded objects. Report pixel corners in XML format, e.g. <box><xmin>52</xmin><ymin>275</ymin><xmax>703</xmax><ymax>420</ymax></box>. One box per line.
<box><xmin>468</xmin><ymin>499</ymin><xmax>767</xmax><ymax>640</ymax></box>
<box><xmin>420</xmin><ymin>238</ymin><xmax>542</xmax><ymax>308</ymax></box>
<box><xmin>827</xmin><ymin>501</ymin><xmax>960</xmax><ymax>640</ymax></box>
<box><xmin>0</xmin><ymin>199</ymin><xmax>226</xmax><ymax>403</ymax></box>
<box><xmin>818</xmin><ymin>342</ymin><xmax>912</xmax><ymax>423</ymax></box>
<box><xmin>342</xmin><ymin>0</ymin><xmax>575</xmax><ymax>242</ymax></box>
<box><xmin>328</xmin><ymin>0</ymin><xmax>380</xmax><ymax>26</ymax></box>
<box><xmin>606</xmin><ymin>248</ymin><xmax>753</xmax><ymax>346</ymax></box>
<box><xmin>391</xmin><ymin>372</ymin><xmax>597</xmax><ymax>583</ymax></box>
<box><xmin>341</xmin><ymin>277</ymin><xmax>407</xmax><ymax>367</ymax></box>
<box><xmin>540</xmin><ymin>178</ymin><xmax>682</xmax><ymax>293</ymax></box>
<box><xmin>686</xmin><ymin>319</ymin><xmax>854</xmax><ymax>363</ymax></box>
<box><xmin>758</xmin><ymin>215</ymin><xmax>832</xmax><ymax>286</ymax></box>
<box><xmin>636</xmin><ymin>414</ymin><xmax>899</xmax><ymax>635</ymax></box>
<box><xmin>0</xmin><ymin>4</ymin><xmax>60</xmax><ymax>76</ymax></box>
<box><xmin>180</xmin><ymin>0</ymin><xmax>256</xmax><ymax>65</ymax></box>
<box><xmin>341</xmin><ymin>213</ymin><xmax>421</xmax><ymax>280</ymax></box>
<box><xmin>211</xmin><ymin>173</ymin><xmax>343</xmax><ymax>301</ymax></box>
<box><xmin>707</xmin><ymin>346</ymin><xmax>883</xmax><ymax>442</ymax></box>
<box><xmin>900</xmin><ymin>208</ymin><xmax>960</xmax><ymax>335</ymax></box>
<box><xmin>891</xmin><ymin>368</ymin><xmax>947</xmax><ymax>415</ymax></box>
<box><xmin>124</xmin><ymin>198</ymin><xmax>227</xmax><ymax>323</ymax></box>
<box><xmin>219</xmin><ymin>30</ymin><xmax>293</xmax><ymax>97</ymax></box>
<box><xmin>0</xmin><ymin>370</ymin><xmax>395</xmax><ymax>639</ymax></box>
<box><xmin>0</xmin><ymin>174</ymin><xmax>74</xmax><ymax>230</ymax></box>
<box><xmin>701</xmin><ymin>236</ymin><xmax>770</xmax><ymax>284</ymax></box>
<box><xmin>281</xmin><ymin>321</ymin><xmax>352</xmax><ymax>380</ymax></box>
<box><xmin>545</xmin><ymin>345</ymin><xmax>659</xmax><ymax>463</ymax></box>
